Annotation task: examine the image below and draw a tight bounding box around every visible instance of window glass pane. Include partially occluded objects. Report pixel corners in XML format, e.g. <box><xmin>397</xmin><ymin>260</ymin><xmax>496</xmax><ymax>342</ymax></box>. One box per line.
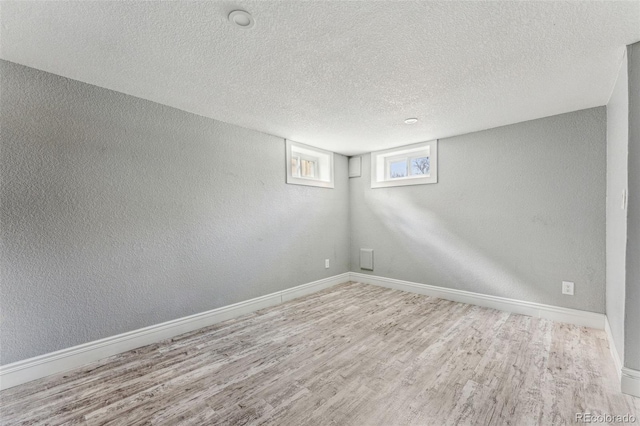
<box><xmin>291</xmin><ymin>157</ymin><xmax>300</xmax><ymax>177</ymax></box>
<box><xmin>411</xmin><ymin>157</ymin><xmax>430</xmax><ymax>175</ymax></box>
<box><xmin>286</xmin><ymin>140</ymin><xmax>334</xmax><ymax>188</ymax></box>
<box><xmin>390</xmin><ymin>160</ymin><xmax>407</xmax><ymax>178</ymax></box>
<box><xmin>370</xmin><ymin>140</ymin><xmax>436</xmax><ymax>188</ymax></box>
<box><xmin>301</xmin><ymin>159</ymin><xmax>316</xmax><ymax>178</ymax></box>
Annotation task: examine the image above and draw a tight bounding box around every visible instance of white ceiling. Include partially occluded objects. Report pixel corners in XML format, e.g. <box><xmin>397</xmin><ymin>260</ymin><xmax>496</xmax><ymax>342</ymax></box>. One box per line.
<box><xmin>1</xmin><ymin>1</ymin><xmax>639</xmax><ymax>155</ymax></box>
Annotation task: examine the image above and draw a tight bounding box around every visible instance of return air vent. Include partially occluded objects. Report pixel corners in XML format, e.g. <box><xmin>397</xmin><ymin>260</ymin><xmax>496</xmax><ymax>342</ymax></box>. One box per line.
<box><xmin>360</xmin><ymin>249</ymin><xmax>374</xmax><ymax>271</ymax></box>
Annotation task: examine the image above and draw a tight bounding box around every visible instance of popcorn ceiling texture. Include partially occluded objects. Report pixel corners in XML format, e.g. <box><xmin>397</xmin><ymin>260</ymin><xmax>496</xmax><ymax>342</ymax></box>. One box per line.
<box><xmin>0</xmin><ymin>60</ymin><xmax>350</xmax><ymax>365</ymax></box>
<box><xmin>350</xmin><ymin>108</ymin><xmax>606</xmax><ymax>314</ymax></box>
<box><xmin>1</xmin><ymin>1</ymin><xmax>638</xmax><ymax>155</ymax></box>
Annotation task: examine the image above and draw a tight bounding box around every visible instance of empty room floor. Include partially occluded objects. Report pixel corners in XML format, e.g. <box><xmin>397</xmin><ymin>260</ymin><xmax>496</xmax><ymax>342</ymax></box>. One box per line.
<box><xmin>1</xmin><ymin>282</ymin><xmax>637</xmax><ymax>425</ymax></box>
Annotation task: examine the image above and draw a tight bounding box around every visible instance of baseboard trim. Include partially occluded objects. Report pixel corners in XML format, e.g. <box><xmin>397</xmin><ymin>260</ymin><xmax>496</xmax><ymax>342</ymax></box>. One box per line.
<box><xmin>350</xmin><ymin>273</ymin><xmax>604</xmax><ymax>329</ymax></box>
<box><xmin>0</xmin><ymin>273</ymin><xmax>350</xmax><ymax>391</ymax></box>
<box><xmin>604</xmin><ymin>316</ymin><xmax>623</xmax><ymax>381</ymax></box>
<box><xmin>0</xmin><ymin>272</ymin><xmax>613</xmax><ymax>391</ymax></box>
<box><xmin>604</xmin><ymin>318</ymin><xmax>640</xmax><ymax>398</ymax></box>
<box><xmin>621</xmin><ymin>367</ymin><xmax>640</xmax><ymax>398</ymax></box>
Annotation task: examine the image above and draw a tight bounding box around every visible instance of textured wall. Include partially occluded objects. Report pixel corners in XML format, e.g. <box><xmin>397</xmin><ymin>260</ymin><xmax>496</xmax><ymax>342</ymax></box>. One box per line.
<box><xmin>606</xmin><ymin>51</ymin><xmax>628</xmax><ymax>361</ymax></box>
<box><xmin>0</xmin><ymin>60</ymin><xmax>350</xmax><ymax>365</ymax></box>
<box><xmin>0</xmin><ymin>58</ymin><xmax>613</xmax><ymax>367</ymax></box>
<box><xmin>350</xmin><ymin>108</ymin><xmax>606</xmax><ymax>312</ymax></box>
<box><xmin>625</xmin><ymin>42</ymin><xmax>640</xmax><ymax>370</ymax></box>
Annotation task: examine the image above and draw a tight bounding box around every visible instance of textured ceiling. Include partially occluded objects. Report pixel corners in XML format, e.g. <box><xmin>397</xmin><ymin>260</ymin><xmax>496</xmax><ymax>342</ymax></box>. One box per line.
<box><xmin>1</xmin><ymin>1</ymin><xmax>639</xmax><ymax>155</ymax></box>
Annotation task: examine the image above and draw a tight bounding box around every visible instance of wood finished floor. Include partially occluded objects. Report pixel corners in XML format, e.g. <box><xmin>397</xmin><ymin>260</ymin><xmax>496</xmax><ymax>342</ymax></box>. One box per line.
<box><xmin>1</xmin><ymin>281</ymin><xmax>638</xmax><ymax>425</ymax></box>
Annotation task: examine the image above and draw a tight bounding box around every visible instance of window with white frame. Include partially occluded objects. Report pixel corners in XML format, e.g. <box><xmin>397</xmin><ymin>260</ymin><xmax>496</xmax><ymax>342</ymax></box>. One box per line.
<box><xmin>286</xmin><ymin>140</ymin><xmax>334</xmax><ymax>188</ymax></box>
<box><xmin>371</xmin><ymin>140</ymin><xmax>437</xmax><ymax>188</ymax></box>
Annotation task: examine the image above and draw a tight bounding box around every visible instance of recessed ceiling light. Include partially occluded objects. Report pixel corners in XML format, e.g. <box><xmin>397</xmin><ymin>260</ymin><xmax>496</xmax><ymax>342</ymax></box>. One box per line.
<box><xmin>404</xmin><ymin>118</ymin><xmax>418</xmax><ymax>124</ymax></box>
<box><xmin>228</xmin><ymin>10</ymin><xmax>255</xmax><ymax>29</ymax></box>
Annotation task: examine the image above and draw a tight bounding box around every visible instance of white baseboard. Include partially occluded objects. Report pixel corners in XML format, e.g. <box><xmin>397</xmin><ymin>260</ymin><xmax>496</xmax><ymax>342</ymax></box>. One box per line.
<box><xmin>604</xmin><ymin>316</ymin><xmax>623</xmax><ymax>380</ymax></box>
<box><xmin>605</xmin><ymin>317</ymin><xmax>640</xmax><ymax>398</ymax></box>
<box><xmin>0</xmin><ymin>273</ymin><xmax>350</xmax><ymax>391</ymax></box>
<box><xmin>350</xmin><ymin>273</ymin><xmax>605</xmax><ymax>329</ymax></box>
<box><xmin>604</xmin><ymin>317</ymin><xmax>640</xmax><ymax>399</ymax></box>
<box><xmin>621</xmin><ymin>367</ymin><xmax>640</xmax><ymax>398</ymax></box>
<box><xmin>0</xmin><ymin>272</ymin><xmax>615</xmax><ymax>392</ymax></box>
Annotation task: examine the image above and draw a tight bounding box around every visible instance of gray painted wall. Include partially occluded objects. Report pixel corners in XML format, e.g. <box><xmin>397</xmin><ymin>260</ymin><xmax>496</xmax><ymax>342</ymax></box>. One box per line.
<box><xmin>606</xmin><ymin>51</ymin><xmax>629</xmax><ymax>361</ymax></box>
<box><xmin>350</xmin><ymin>108</ymin><xmax>606</xmax><ymax>313</ymax></box>
<box><xmin>0</xmin><ymin>59</ymin><xmax>615</xmax><ymax>368</ymax></box>
<box><xmin>625</xmin><ymin>42</ymin><xmax>640</xmax><ymax>370</ymax></box>
<box><xmin>0</xmin><ymin>60</ymin><xmax>350</xmax><ymax>365</ymax></box>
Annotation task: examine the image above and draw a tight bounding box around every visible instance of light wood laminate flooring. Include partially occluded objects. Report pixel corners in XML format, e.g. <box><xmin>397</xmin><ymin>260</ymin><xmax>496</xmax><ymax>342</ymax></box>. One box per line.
<box><xmin>1</xmin><ymin>282</ymin><xmax>638</xmax><ymax>425</ymax></box>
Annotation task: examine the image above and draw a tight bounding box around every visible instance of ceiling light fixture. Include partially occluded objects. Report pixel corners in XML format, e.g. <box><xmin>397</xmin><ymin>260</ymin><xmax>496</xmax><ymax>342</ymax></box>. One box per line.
<box><xmin>228</xmin><ymin>10</ymin><xmax>255</xmax><ymax>29</ymax></box>
<box><xmin>404</xmin><ymin>118</ymin><xmax>418</xmax><ymax>124</ymax></box>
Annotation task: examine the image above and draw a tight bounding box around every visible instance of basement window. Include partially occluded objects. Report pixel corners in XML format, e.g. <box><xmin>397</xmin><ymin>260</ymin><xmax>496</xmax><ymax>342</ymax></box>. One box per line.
<box><xmin>371</xmin><ymin>140</ymin><xmax>437</xmax><ymax>188</ymax></box>
<box><xmin>286</xmin><ymin>140</ymin><xmax>334</xmax><ymax>188</ymax></box>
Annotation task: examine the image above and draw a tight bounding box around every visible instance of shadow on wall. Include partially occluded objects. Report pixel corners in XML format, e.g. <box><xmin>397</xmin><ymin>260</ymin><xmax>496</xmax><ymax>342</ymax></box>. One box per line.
<box><xmin>365</xmin><ymin>189</ymin><xmax>540</xmax><ymax>300</ymax></box>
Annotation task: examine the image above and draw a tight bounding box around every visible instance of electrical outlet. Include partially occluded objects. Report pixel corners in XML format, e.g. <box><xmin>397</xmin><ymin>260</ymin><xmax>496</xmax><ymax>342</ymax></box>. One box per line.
<box><xmin>325</xmin><ymin>259</ymin><xmax>330</xmax><ymax>269</ymax></box>
<box><xmin>562</xmin><ymin>281</ymin><xmax>574</xmax><ymax>296</ymax></box>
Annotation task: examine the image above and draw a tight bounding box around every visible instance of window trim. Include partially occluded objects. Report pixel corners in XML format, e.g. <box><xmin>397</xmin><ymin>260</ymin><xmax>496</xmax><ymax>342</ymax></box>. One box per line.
<box><xmin>371</xmin><ymin>140</ymin><xmax>437</xmax><ymax>188</ymax></box>
<box><xmin>286</xmin><ymin>140</ymin><xmax>335</xmax><ymax>188</ymax></box>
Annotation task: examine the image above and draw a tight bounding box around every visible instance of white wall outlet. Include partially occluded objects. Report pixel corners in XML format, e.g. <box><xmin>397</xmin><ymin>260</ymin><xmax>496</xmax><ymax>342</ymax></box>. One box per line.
<box><xmin>325</xmin><ymin>259</ymin><xmax>330</xmax><ymax>269</ymax></box>
<box><xmin>562</xmin><ymin>281</ymin><xmax>574</xmax><ymax>296</ymax></box>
